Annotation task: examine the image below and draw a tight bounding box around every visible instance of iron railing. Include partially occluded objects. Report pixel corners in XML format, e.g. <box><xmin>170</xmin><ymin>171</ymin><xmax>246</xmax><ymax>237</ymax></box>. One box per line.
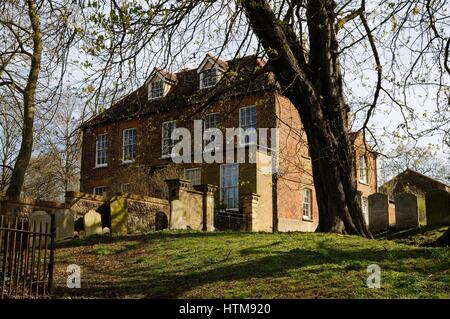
<box><xmin>0</xmin><ymin>214</ymin><xmax>55</xmax><ymax>299</ymax></box>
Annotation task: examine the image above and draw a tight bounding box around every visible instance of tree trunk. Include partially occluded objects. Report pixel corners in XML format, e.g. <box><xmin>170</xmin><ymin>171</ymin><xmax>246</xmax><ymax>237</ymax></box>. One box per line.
<box><xmin>5</xmin><ymin>0</ymin><xmax>42</xmax><ymax>198</ymax></box>
<box><xmin>435</xmin><ymin>227</ymin><xmax>450</xmax><ymax>246</ymax></box>
<box><xmin>243</xmin><ymin>0</ymin><xmax>371</xmax><ymax>237</ymax></box>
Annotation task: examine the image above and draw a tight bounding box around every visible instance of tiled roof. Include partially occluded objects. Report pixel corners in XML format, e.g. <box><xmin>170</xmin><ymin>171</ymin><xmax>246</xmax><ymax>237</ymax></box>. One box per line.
<box><xmin>83</xmin><ymin>55</ymin><xmax>274</xmax><ymax>128</ymax></box>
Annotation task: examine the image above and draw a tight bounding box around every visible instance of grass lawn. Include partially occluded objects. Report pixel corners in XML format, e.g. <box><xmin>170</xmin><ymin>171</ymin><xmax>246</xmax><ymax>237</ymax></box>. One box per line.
<box><xmin>53</xmin><ymin>230</ymin><xmax>450</xmax><ymax>299</ymax></box>
<box><xmin>375</xmin><ymin>226</ymin><xmax>448</xmax><ymax>246</ymax></box>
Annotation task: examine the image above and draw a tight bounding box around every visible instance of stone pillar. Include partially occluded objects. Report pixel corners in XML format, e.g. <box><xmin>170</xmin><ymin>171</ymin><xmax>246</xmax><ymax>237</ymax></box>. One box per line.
<box><xmin>395</xmin><ymin>193</ymin><xmax>419</xmax><ymax>228</ymax></box>
<box><xmin>368</xmin><ymin>193</ymin><xmax>389</xmax><ymax>232</ymax></box>
<box><xmin>426</xmin><ymin>190</ymin><xmax>450</xmax><ymax>226</ymax></box>
<box><xmin>194</xmin><ymin>184</ymin><xmax>218</xmax><ymax>231</ymax></box>
<box><xmin>240</xmin><ymin>193</ymin><xmax>260</xmax><ymax>232</ymax></box>
<box><xmin>166</xmin><ymin>179</ymin><xmax>191</xmax><ymax>229</ymax></box>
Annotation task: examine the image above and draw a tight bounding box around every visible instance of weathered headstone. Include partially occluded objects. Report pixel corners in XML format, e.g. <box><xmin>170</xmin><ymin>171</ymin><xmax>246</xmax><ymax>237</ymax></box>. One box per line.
<box><xmin>29</xmin><ymin>211</ymin><xmax>51</xmax><ymax>234</ymax></box>
<box><xmin>84</xmin><ymin>210</ymin><xmax>102</xmax><ymax>236</ymax></box>
<box><xmin>29</xmin><ymin>211</ymin><xmax>51</xmax><ymax>248</ymax></box>
<box><xmin>426</xmin><ymin>190</ymin><xmax>450</xmax><ymax>226</ymax></box>
<box><xmin>110</xmin><ymin>195</ymin><xmax>128</xmax><ymax>234</ymax></box>
<box><xmin>395</xmin><ymin>193</ymin><xmax>419</xmax><ymax>228</ymax></box>
<box><xmin>368</xmin><ymin>193</ymin><xmax>389</xmax><ymax>232</ymax></box>
<box><xmin>54</xmin><ymin>209</ymin><xmax>74</xmax><ymax>240</ymax></box>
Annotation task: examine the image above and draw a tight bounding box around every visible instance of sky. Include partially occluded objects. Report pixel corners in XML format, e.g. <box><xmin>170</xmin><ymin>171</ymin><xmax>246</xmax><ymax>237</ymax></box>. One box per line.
<box><xmin>63</xmin><ymin>0</ymin><xmax>449</xmax><ymax>174</ymax></box>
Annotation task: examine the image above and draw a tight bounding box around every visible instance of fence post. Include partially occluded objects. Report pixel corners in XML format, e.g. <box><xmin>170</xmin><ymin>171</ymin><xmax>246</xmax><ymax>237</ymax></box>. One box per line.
<box><xmin>47</xmin><ymin>213</ymin><xmax>56</xmax><ymax>295</ymax></box>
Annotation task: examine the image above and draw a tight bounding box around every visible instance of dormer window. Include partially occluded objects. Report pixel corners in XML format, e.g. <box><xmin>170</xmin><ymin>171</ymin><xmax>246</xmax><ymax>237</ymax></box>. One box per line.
<box><xmin>149</xmin><ymin>80</ymin><xmax>164</xmax><ymax>99</ymax></box>
<box><xmin>197</xmin><ymin>53</ymin><xmax>228</xmax><ymax>89</ymax></box>
<box><xmin>201</xmin><ymin>68</ymin><xmax>218</xmax><ymax>89</ymax></box>
<box><xmin>147</xmin><ymin>68</ymin><xmax>176</xmax><ymax>101</ymax></box>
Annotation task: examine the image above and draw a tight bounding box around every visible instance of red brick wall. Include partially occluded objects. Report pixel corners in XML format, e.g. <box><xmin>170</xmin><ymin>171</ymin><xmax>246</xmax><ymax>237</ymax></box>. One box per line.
<box><xmin>274</xmin><ymin>94</ymin><xmax>319</xmax><ymax>231</ymax></box>
<box><xmin>80</xmin><ymin>92</ymin><xmax>276</xmax><ymax>194</ymax></box>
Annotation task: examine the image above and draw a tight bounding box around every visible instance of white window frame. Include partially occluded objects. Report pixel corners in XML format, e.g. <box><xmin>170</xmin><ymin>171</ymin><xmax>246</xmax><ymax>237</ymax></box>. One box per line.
<box><xmin>148</xmin><ymin>80</ymin><xmax>164</xmax><ymax>100</ymax></box>
<box><xmin>121</xmin><ymin>183</ymin><xmax>130</xmax><ymax>193</ymax></box>
<box><xmin>122</xmin><ymin>128</ymin><xmax>137</xmax><ymax>163</ymax></box>
<box><xmin>220</xmin><ymin>164</ymin><xmax>239</xmax><ymax>211</ymax></box>
<box><xmin>239</xmin><ymin>105</ymin><xmax>257</xmax><ymax>146</ymax></box>
<box><xmin>161</xmin><ymin>120</ymin><xmax>177</xmax><ymax>159</ymax></box>
<box><xmin>93</xmin><ymin>186</ymin><xmax>107</xmax><ymax>196</ymax></box>
<box><xmin>200</xmin><ymin>67</ymin><xmax>218</xmax><ymax>89</ymax></box>
<box><xmin>184</xmin><ymin>168</ymin><xmax>202</xmax><ymax>186</ymax></box>
<box><xmin>359</xmin><ymin>155</ymin><xmax>368</xmax><ymax>184</ymax></box>
<box><xmin>302</xmin><ymin>188</ymin><xmax>312</xmax><ymax>219</ymax></box>
<box><xmin>95</xmin><ymin>133</ymin><xmax>108</xmax><ymax>168</ymax></box>
<box><xmin>203</xmin><ymin>113</ymin><xmax>220</xmax><ymax>151</ymax></box>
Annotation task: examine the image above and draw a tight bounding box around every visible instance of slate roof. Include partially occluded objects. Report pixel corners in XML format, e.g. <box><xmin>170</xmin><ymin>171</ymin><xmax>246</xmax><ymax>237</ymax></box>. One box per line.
<box><xmin>83</xmin><ymin>55</ymin><xmax>275</xmax><ymax>128</ymax></box>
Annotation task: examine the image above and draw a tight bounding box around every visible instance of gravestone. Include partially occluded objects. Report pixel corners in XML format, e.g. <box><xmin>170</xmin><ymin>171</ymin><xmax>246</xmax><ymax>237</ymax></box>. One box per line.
<box><xmin>29</xmin><ymin>211</ymin><xmax>51</xmax><ymax>248</ymax></box>
<box><xmin>54</xmin><ymin>209</ymin><xmax>74</xmax><ymax>240</ymax></box>
<box><xmin>84</xmin><ymin>210</ymin><xmax>102</xmax><ymax>236</ymax></box>
<box><xmin>29</xmin><ymin>211</ymin><xmax>51</xmax><ymax>234</ymax></box>
<box><xmin>110</xmin><ymin>195</ymin><xmax>128</xmax><ymax>234</ymax></box>
<box><xmin>368</xmin><ymin>193</ymin><xmax>389</xmax><ymax>232</ymax></box>
<box><xmin>395</xmin><ymin>193</ymin><xmax>419</xmax><ymax>228</ymax></box>
<box><xmin>426</xmin><ymin>190</ymin><xmax>450</xmax><ymax>226</ymax></box>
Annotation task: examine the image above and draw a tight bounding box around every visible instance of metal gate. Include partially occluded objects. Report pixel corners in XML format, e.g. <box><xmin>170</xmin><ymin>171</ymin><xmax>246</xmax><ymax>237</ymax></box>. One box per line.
<box><xmin>0</xmin><ymin>214</ymin><xmax>55</xmax><ymax>299</ymax></box>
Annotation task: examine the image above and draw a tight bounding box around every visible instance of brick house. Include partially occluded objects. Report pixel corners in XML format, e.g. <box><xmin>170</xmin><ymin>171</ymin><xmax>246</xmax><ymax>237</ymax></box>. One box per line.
<box><xmin>80</xmin><ymin>54</ymin><xmax>377</xmax><ymax>232</ymax></box>
<box><xmin>380</xmin><ymin>169</ymin><xmax>450</xmax><ymax>199</ymax></box>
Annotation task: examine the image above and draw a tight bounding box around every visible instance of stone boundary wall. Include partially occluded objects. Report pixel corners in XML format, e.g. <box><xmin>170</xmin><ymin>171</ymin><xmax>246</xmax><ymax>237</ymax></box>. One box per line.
<box><xmin>120</xmin><ymin>193</ymin><xmax>169</xmax><ymax>232</ymax></box>
<box><xmin>65</xmin><ymin>191</ymin><xmax>108</xmax><ymax>218</ymax></box>
<box><xmin>65</xmin><ymin>191</ymin><xmax>170</xmax><ymax>233</ymax></box>
<box><xmin>0</xmin><ymin>196</ymin><xmax>65</xmax><ymax>217</ymax></box>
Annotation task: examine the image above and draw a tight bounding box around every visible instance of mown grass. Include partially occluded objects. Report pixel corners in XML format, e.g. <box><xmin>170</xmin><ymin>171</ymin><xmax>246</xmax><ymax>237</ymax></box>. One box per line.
<box><xmin>376</xmin><ymin>226</ymin><xmax>448</xmax><ymax>246</ymax></box>
<box><xmin>53</xmin><ymin>230</ymin><xmax>450</xmax><ymax>299</ymax></box>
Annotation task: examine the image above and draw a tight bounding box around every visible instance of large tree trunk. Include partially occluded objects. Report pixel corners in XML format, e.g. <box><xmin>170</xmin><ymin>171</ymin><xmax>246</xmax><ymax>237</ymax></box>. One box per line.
<box><xmin>6</xmin><ymin>0</ymin><xmax>42</xmax><ymax>198</ymax></box>
<box><xmin>243</xmin><ymin>0</ymin><xmax>371</xmax><ymax>237</ymax></box>
<box><xmin>435</xmin><ymin>227</ymin><xmax>450</xmax><ymax>246</ymax></box>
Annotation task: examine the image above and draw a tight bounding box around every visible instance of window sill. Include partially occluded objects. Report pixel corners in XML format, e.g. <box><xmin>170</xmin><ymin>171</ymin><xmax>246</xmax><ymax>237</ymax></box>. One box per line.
<box><xmin>359</xmin><ymin>181</ymin><xmax>369</xmax><ymax>186</ymax></box>
<box><xmin>200</xmin><ymin>84</ymin><xmax>216</xmax><ymax>90</ymax></box>
<box><xmin>302</xmin><ymin>216</ymin><xmax>314</xmax><ymax>222</ymax></box>
<box><xmin>121</xmin><ymin>160</ymin><xmax>136</xmax><ymax>165</ymax></box>
<box><xmin>95</xmin><ymin>164</ymin><xmax>108</xmax><ymax>169</ymax></box>
<box><xmin>148</xmin><ymin>95</ymin><xmax>163</xmax><ymax>100</ymax></box>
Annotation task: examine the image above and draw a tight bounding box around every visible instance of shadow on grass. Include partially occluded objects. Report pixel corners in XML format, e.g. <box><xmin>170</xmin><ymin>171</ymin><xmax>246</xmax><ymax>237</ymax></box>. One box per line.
<box><xmin>375</xmin><ymin>226</ymin><xmax>448</xmax><ymax>246</ymax></box>
<box><xmin>54</xmin><ymin>236</ymin><xmax>449</xmax><ymax>299</ymax></box>
<box><xmin>56</xmin><ymin>230</ymin><xmax>245</xmax><ymax>249</ymax></box>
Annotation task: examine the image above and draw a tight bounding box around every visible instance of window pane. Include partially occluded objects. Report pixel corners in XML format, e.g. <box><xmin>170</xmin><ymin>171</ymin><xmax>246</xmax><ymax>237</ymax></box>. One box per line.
<box><xmin>162</xmin><ymin>121</ymin><xmax>177</xmax><ymax>157</ymax></box>
<box><xmin>185</xmin><ymin>168</ymin><xmax>201</xmax><ymax>186</ymax></box>
<box><xmin>202</xmin><ymin>68</ymin><xmax>217</xmax><ymax>88</ymax></box>
<box><xmin>123</xmin><ymin>129</ymin><xmax>137</xmax><ymax>161</ymax></box>
<box><xmin>303</xmin><ymin>189</ymin><xmax>312</xmax><ymax>218</ymax></box>
<box><xmin>359</xmin><ymin>156</ymin><xmax>367</xmax><ymax>183</ymax></box>
<box><xmin>94</xmin><ymin>187</ymin><xmax>107</xmax><ymax>196</ymax></box>
<box><xmin>239</xmin><ymin>106</ymin><xmax>257</xmax><ymax>145</ymax></box>
<box><xmin>220</xmin><ymin>164</ymin><xmax>239</xmax><ymax>210</ymax></box>
<box><xmin>96</xmin><ymin>134</ymin><xmax>108</xmax><ymax>166</ymax></box>
<box><xmin>150</xmin><ymin>80</ymin><xmax>164</xmax><ymax>98</ymax></box>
